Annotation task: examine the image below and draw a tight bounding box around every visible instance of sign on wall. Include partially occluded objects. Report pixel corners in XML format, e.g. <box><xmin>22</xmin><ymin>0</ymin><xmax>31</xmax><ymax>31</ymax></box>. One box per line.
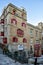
<box><xmin>18</xmin><ymin>44</ymin><xmax>24</xmax><ymax>50</ymax></box>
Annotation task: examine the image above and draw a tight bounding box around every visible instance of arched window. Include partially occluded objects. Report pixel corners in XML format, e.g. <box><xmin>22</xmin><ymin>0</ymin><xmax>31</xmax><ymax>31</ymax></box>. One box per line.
<box><xmin>11</xmin><ymin>19</ymin><xmax>17</xmax><ymax>25</ymax></box>
<box><xmin>12</xmin><ymin>37</ymin><xmax>18</xmax><ymax>42</ymax></box>
<box><xmin>17</xmin><ymin>29</ymin><xmax>24</xmax><ymax>37</ymax></box>
<box><xmin>3</xmin><ymin>37</ymin><xmax>7</xmax><ymax>44</ymax></box>
<box><xmin>23</xmin><ymin>38</ymin><xmax>27</xmax><ymax>43</ymax></box>
<box><xmin>22</xmin><ymin>22</ymin><xmax>26</xmax><ymax>27</ymax></box>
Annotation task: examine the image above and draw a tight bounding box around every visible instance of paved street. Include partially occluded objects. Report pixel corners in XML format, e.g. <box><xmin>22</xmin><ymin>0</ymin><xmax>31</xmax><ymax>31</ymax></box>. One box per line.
<box><xmin>28</xmin><ymin>55</ymin><xmax>43</xmax><ymax>65</ymax></box>
<box><xmin>0</xmin><ymin>48</ymin><xmax>43</xmax><ymax>65</ymax></box>
<box><xmin>0</xmin><ymin>53</ymin><xmax>28</xmax><ymax>65</ymax></box>
<box><xmin>0</xmin><ymin>53</ymin><xmax>43</xmax><ymax>65</ymax></box>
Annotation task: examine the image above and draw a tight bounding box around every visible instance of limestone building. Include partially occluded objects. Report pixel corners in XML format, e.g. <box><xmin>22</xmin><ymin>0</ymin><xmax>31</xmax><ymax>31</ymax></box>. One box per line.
<box><xmin>0</xmin><ymin>3</ymin><xmax>42</xmax><ymax>54</ymax></box>
<box><xmin>0</xmin><ymin>3</ymin><xmax>28</xmax><ymax>53</ymax></box>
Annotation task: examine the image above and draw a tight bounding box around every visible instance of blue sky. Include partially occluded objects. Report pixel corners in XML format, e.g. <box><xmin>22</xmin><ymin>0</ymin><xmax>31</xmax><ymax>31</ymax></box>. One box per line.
<box><xmin>0</xmin><ymin>0</ymin><xmax>43</xmax><ymax>25</ymax></box>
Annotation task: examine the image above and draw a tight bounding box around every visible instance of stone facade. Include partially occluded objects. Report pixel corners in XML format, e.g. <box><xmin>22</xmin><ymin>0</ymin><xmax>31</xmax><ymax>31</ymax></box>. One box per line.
<box><xmin>0</xmin><ymin>3</ymin><xmax>43</xmax><ymax>53</ymax></box>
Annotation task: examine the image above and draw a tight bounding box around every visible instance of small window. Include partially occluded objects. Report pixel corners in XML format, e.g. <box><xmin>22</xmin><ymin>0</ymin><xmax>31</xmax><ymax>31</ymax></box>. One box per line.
<box><xmin>30</xmin><ymin>39</ymin><xmax>33</xmax><ymax>44</ymax></box>
<box><xmin>22</xmin><ymin>23</ymin><xmax>26</xmax><ymax>27</ymax></box>
<box><xmin>12</xmin><ymin>37</ymin><xmax>18</xmax><ymax>42</ymax></box>
<box><xmin>1</xmin><ymin>19</ymin><xmax>4</xmax><ymax>24</ymax></box>
<box><xmin>1</xmin><ymin>32</ymin><xmax>4</xmax><ymax>36</ymax></box>
<box><xmin>3</xmin><ymin>37</ymin><xmax>7</xmax><ymax>43</ymax></box>
<box><xmin>23</xmin><ymin>38</ymin><xmax>27</xmax><ymax>43</ymax></box>
<box><xmin>4</xmin><ymin>19</ymin><xmax>7</xmax><ymax>24</ymax></box>
<box><xmin>12</xmin><ymin>9</ymin><xmax>16</xmax><ymax>15</ymax></box>
<box><xmin>21</xmin><ymin>12</ymin><xmax>24</xmax><ymax>17</ymax></box>
<box><xmin>30</xmin><ymin>29</ymin><xmax>33</xmax><ymax>36</ymax></box>
<box><xmin>11</xmin><ymin>19</ymin><xmax>17</xmax><ymax>25</ymax></box>
<box><xmin>36</xmin><ymin>31</ymin><xmax>38</xmax><ymax>37</ymax></box>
